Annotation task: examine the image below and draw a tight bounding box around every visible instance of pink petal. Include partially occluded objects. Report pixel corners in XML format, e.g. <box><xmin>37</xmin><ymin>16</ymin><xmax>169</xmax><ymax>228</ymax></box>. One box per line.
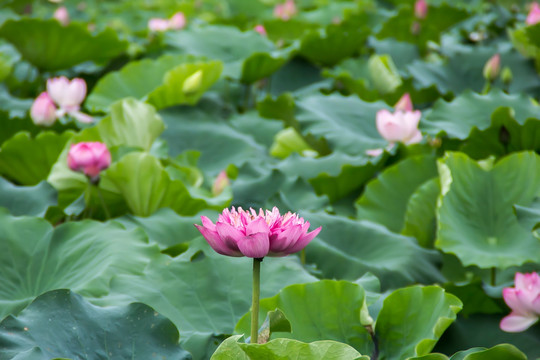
<box><xmin>281</xmin><ymin>226</ymin><xmax>321</xmax><ymax>255</ymax></box>
<box><xmin>195</xmin><ymin>224</ymin><xmax>242</xmax><ymax>257</ymax></box>
<box><xmin>405</xmin><ymin>129</ymin><xmax>423</xmax><ymax>144</ymax></box>
<box><xmin>237</xmin><ymin>232</ymin><xmax>270</xmax><ymax>258</ymax></box>
<box><xmin>394</xmin><ymin>93</ymin><xmax>413</xmax><ymax>112</ymax></box>
<box><xmin>532</xmin><ymin>294</ymin><xmax>540</xmax><ymax>314</ymax></box>
<box><xmin>503</xmin><ymin>288</ymin><xmax>525</xmax><ymax>314</ymax></box>
<box><xmin>269</xmin><ymin>224</ymin><xmax>303</xmax><ymax>254</ymax></box>
<box><xmin>201</xmin><ymin>216</ymin><xmax>216</xmax><ymax>231</ymax></box>
<box><xmin>500</xmin><ymin>313</ymin><xmax>538</xmax><ymax>332</ymax></box>
<box><xmin>366</xmin><ymin>148</ymin><xmax>384</xmax><ymax>157</ymax></box>
<box><xmin>47</xmin><ymin>76</ymin><xmax>69</xmax><ymax>106</ymax></box>
<box><xmin>246</xmin><ymin>217</ymin><xmax>269</xmax><ymax>236</ymax></box>
<box><xmin>70</xmin><ymin>111</ymin><xmax>93</xmax><ymax>124</ymax></box>
<box><xmin>216</xmin><ymin>222</ymin><xmax>244</xmax><ymax>251</ymax></box>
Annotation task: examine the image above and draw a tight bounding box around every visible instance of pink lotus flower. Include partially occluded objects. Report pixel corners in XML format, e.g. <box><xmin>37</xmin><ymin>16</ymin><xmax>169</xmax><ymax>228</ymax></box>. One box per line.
<box><xmin>274</xmin><ymin>0</ymin><xmax>297</xmax><ymax>21</ymax></box>
<box><xmin>527</xmin><ymin>2</ymin><xmax>540</xmax><ymax>25</ymax></box>
<box><xmin>68</xmin><ymin>142</ymin><xmax>111</xmax><ymax>181</ymax></box>
<box><xmin>195</xmin><ymin>207</ymin><xmax>321</xmax><ymax>258</ymax></box>
<box><xmin>500</xmin><ymin>272</ymin><xmax>540</xmax><ymax>332</ymax></box>
<box><xmin>46</xmin><ymin>76</ymin><xmax>92</xmax><ymax>123</ymax></box>
<box><xmin>376</xmin><ymin>109</ymin><xmax>422</xmax><ymax>144</ymax></box>
<box><xmin>53</xmin><ymin>6</ymin><xmax>69</xmax><ymax>26</ymax></box>
<box><xmin>483</xmin><ymin>54</ymin><xmax>501</xmax><ymax>82</ymax></box>
<box><xmin>414</xmin><ymin>0</ymin><xmax>428</xmax><ymax>19</ymax></box>
<box><xmin>148</xmin><ymin>12</ymin><xmax>187</xmax><ymax>32</ymax></box>
<box><xmin>254</xmin><ymin>24</ymin><xmax>267</xmax><ymax>36</ymax></box>
<box><xmin>212</xmin><ymin>171</ymin><xmax>230</xmax><ymax>196</ymax></box>
<box><xmin>30</xmin><ymin>92</ymin><xmax>57</xmax><ymax>126</ymax></box>
<box><xmin>394</xmin><ymin>93</ymin><xmax>413</xmax><ymax>112</ymax></box>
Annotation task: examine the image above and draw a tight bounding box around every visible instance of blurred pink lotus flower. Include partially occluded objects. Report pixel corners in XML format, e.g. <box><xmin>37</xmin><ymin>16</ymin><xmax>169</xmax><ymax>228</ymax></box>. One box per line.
<box><xmin>53</xmin><ymin>6</ymin><xmax>69</xmax><ymax>26</ymax></box>
<box><xmin>212</xmin><ymin>171</ymin><xmax>230</xmax><ymax>196</ymax></box>
<box><xmin>500</xmin><ymin>272</ymin><xmax>540</xmax><ymax>332</ymax></box>
<box><xmin>483</xmin><ymin>53</ymin><xmax>501</xmax><ymax>82</ymax></box>
<box><xmin>195</xmin><ymin>207</ymin><xmax>321</xmax><ymax>258</ymax></box>
<box><xmin>527</xmin><ymin>2</ymin><xmax>540</xmax><ymax>25</ymax></box>
<box><xmin>68</xmin><ymin>142</ymin><xmax>111</xmax><ymax>181</ymax></box>
<box><xmin>148</xmin><ymin>12</ymin><xmax>187</xmax><ymax>32</ymax></box>
<box><xmin>274</xmin><ymin>0</ymin><xmax>297</xmax><ymax>21</ymax></box>
<box><xmin>394</xmin><ymin>93</ymin><xmax>413</xmax><ymax>112</ymax></box>
<box><xmin>46</xmin><ymin>76</ymin><xmax>92</xmax><ymax>123</ymax></box>
<box><xmin>30</xmin><ymin>92</ymin><xmax>57</xmax><ymax>126</ymax></box>
<box><xmin>414</xmin><ymin>0</ymin><xmax>428</xmax><ymax>19</ymax></box>
<box><xmin>254</xmin><ymin>24</ymin><xmax>267</xmax><ymax>36</ymax></box>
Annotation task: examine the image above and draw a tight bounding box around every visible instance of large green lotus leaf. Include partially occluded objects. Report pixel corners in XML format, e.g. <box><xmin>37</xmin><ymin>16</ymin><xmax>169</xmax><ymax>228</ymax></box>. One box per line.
<box><xmin>421</xmin><ymin>90</ymin><xmax>540</xmax><ymax>139</ymax></box>
<box><xmin>105</xmin><ymin>152</ymin><xmax>227</xmax><ymax>217</ymax></box>
<box><xmin>235</xmin><ymin>280</ymin><xmax>373</xmax><ymax>355</ymax></box>
<box><xmin>408</xmin><ymin>45</ymin><xmax>540</xmax><ymax>96</ymax></box>
<box><xmin>98</xmin><ymin>249</ymin><xmax>316</xmax><ymax>359</ymax></box>
<box><xmin>436</xmin><ymin>152</ymin><xmax>540</xmax><ymax>269</ymax></box>
<box><xmin>402</xmin><ymin>178</ymin><xmax>440</xmax><ymax>248</ymax></box>
<box><xmin>514</xmin><ymin>198</ymin><xmax>540</xmax><ymax>233</ymax></box>
<box><xmin>165</xmin><ymin>25</ymin><xmax>280</xmax><ymax>79</ymax></box>
<box><xmin>0</xmin><ymin>211</ymin><xmax>159</xmax><ymax>318</ymax></box>
<box><xmin>261</xmin><ymin>19</ymin><xmax>318</xmax><ymax>43</ymax></box>
<box><xmin>86</xmin><ymin>54</ymin><xmax>217</xmax><ymax>112</ymax></box>
<box><xmin>0</xmin><ymin>131</ymin><xmax>72</xmax><ymax>186</ymax></box>
<box><xmin>146</xmin><ymin>61</ymin><xmax>223</xmax><ymax>109</ymax></box>
<box><xmin>369</xmin><ymin>38</ymin><xmax>420</xmax><ymax>70</ymax></box>
<box><xmin>301</xmin><ymin>211</ymin><xmax>442</xmax><ymax>289</ymax></box>
<box><xmin>460</xmin><ymin>107</ymin><xmax>540</xmax><ymax>160</ymax></box>
<box><xmin>434</xmin><ymin>314</ymin><xmax>540</xmax><ymax>359</ymax></box>
<box><xmin>0</xmin><ymin>178</ymin><xmax>56</xmax><ymax>217</ymax></box>
<box><xmin>0</xmin><ymin>111</ymin><xmax>36</xmax><ymax>145</ymax></box>
<box><xmin>298</xmin><ymin>20</ymin><xmax>370</xmax><ymax>66</ymax></box>
<box><xmin>0</xmin><ymin>85</ymin><xmax>33</xmax><ymax>121</ymax></box>
<box><xmin>240</xmin><ymin>49</ymin><xmax>293</xmax><ymax>84</ymax></box>
<box><xmin>159</xmin><ymin>103</ymin><xmax>267</xmax><ymax>176</ymax></box>
<box><xmin>356</xmin><ymin>155</ymin><xmax>438</xmax><ymax>233</ymax></box>
<box><xmin>294</xmin><ymin>93</ymin><xmax>390</xmax><ymax>156</ymax></box>
<box><xmin>278</xmin><ymin>152</ymin><xmax>385</xmax><ymax>203</ymax></box>
<box><xmin>229</xmin><ymin>111</ymin><xmax>283</xmax><ymax>150</ymax></box>
<box><xmin>376</xmin><ymin>4</ymin><xmax>469</xmax><ymax>51</ymax></box>
<box><xmin>375</xmin><ymin>286</ymin><xmax>462</xmax><ymax>360</ymax></box>
<box><xmin>0</xmin><ymin>289</ymin><xmax>191</xmax><ymax>360</ymax></box>
<box><xmin>0</xmin><ymin>19</ymin><xmax>127</xmax><ymax>71</ymax></box>
<box><xmin>212</xmin><ymin>335</ymin><xmax>368</xmax><ymax>360</ymax></box>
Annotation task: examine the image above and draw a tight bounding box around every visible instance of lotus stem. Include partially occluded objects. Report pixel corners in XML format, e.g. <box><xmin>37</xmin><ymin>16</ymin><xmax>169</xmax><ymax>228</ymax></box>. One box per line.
<box><xmin>251</xmin><ymin>257</ymin><xmax>263</xmax><ymax>344</ymax></box>
<box><xmin>95</xmin><ymin>185</ymin><xmax>111</xmax><ymax>220</ymax></box>
<box><xmin>491</xmin><ymin>267</ymin><xmax>496</xmax><ymax>286</ymax></box>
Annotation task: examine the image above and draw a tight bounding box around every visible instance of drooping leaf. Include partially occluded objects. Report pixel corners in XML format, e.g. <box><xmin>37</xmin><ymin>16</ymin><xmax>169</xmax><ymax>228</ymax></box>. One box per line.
<box><xmin>0</xmin><ymin>289</ymin><xmax>191</xmax><ymax>360</ymax></box>
<box><xmin>0</xmin><ymin>178</ymin><xmax>56</xmax><ymax>217</ymax></box>
<box><xmin>436</xmin><ymin>152</ymin><xmax>540</xmax><ymax>269</ymax></box>
<box><xmin>235</xmin><ymin>280</ymin><xmax>374</xmax><ymax>355</ymax></box>
<box><xmin>0</xmin><ymin>18</ymin><xmax>127</xmax><ymax>71</ymax></box>
<box><xmin>375</xmin><ymin>286</ymin><xmax>463</xmax><ymax>360</ymax></box>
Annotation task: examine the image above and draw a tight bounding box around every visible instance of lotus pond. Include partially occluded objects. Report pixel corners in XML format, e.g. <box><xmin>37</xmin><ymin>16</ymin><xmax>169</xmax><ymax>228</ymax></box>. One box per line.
<box><xmin>0</xmin><ymin>0</ymin><xmax>539</xmax><ymax>359</ymax></box>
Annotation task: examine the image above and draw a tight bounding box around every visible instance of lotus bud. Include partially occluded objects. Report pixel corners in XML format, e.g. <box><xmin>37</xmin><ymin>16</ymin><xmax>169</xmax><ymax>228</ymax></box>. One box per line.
<box><xmin>254</xmin><ymin>24</ymin><xmax>267</xmax><ymax>36</ymax></box>
<box><xmin>67</xmin><ymin>142</ymin><xmax>111</xmax><ymax>182</ymax></box>
<box><xmin>526</xmin><ymin>2</ymin><xmax>540</xmax><ymax>25</ymax></box>
<box><xmin>500</xmin><ymin>272</ymin><xmax>540</xmax><ymax>332</ymax></box>
<box><xmin>53</xmin><ymin>6</ymin><xmax>69</xmax><ymax>26</ymax></box>
<box><xmin>414</xmin><ymin>0</ymin><xmax>428</xmax><ymax>19</ymax></box>
<box><xmin>212</xmin><ymin>171</ymin><xmax>230</xmax><ymax>196</ymax></box>
<box><xmin>501</xmin><ymin>66</ymin><xmax>513</xmax><ymax>86</ymax></box>
<box><xmin>148</xmin><ymin>18</ymin><xmax>170</xmax><ymax>32</ymax></box>
<box><xmin>394</xmin><ymin>93</ymin><xmax>413</xmax><ymax>112</ymax></box>
<box><xmin>169</xmin><ymin>12</ymin><xmax>186</xmax><ymax>30</ymax></box>
<box><xmin>30</xmin><ymin>92</ymin><xmax>57</xmax><ymax>126</ymax></box>
<box><xmin>483</xmin><ymin>54</ymin><xmax>501</xmax><ymax>83</ymax></box>
<box><xmin>182</xmin><ymin>70</ymin><xmax>203</xmax><ymax>94</ymax></box>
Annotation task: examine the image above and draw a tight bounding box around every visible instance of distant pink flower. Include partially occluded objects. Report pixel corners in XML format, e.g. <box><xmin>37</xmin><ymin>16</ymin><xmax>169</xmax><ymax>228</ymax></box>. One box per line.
<box><xmin>53</xmin><ymin>6</ymin><xmax>69</xmax><ymax>26</ymax></box>
<box><xmin>30</xmin><ymin>92</ymin><xmax>57</xmax><ymax>126</ymax></box>
<box><xmin>46</xmin><ymin>76</ymin><xmax>87</xmax><ymax>113</ymax></box>
<box><xmin>500</xmin><ymin>272</ymin><xmax>540</xmax><ymax>332</ymax></box>
<box><xmin>483</xmin><ymin>54</ymin><xmax>501</xmax><ymax>82</ymax></box>
<box><xmin>274</xmin><ymin>0</ymin><xmax>297</xmax><ymax>21</ymax></box>
<box><xmin>195</xmin><ymin>207</ymin><xmax>321</xmax><ymax>258</ymax></box>
<box><xmin>414</xmin><ymin>0</ymin><xmax>428</xmax><ymax>19</ymax></box>
<box><xmin>148</xmin><ymin>12</ymin><xmax>187</xmax><ymax>32</ymax></box>
<box><xmin>254</xmin><ymin>24</ymin><xmax>267</xmax><ymax>36</ymax></box>
<box><xmin>68</xmin><ymin>142</ymin><xmax>111</xmax><ymax>181</ymax></box>
<box><xmin>212</xmin><ymin>171</ymin><xmax>230</xmax><ymax>196</ymax></box>
<box><xmin>394</xmin><ymin>93</ymin><xmax>413</xmax><ymax>112</ymax></box>
<box><xmin>527</xmin><ymin>2</ymin><xmax>540</xmax><ymax>25</ymax></box>
<box><xmin>376</xmin><ymin>109</ymin><xmax>422</xmax><ymax>144</ymax></box>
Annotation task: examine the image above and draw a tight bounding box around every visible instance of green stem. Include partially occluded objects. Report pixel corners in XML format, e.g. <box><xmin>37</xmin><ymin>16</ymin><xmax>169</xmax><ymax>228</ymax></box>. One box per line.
<box><xmin>95</xmin><ymin>185</ymin><xmax>111</xmax><ymax>220</ymax></box>
<box><xmin>491</xmin><ymin>267</ymin><xmax>496</xmax><ymax>286</ymax></box>
<box><xmin>300</xmin><ymin>249</ymin><xmax>306</xmax><ymax>265</ymax></box>
<box><xmin>251</xmin><ymin>257</ymin><xmax>262</xmax><ymax>344</ymax></box>
<box><xmin>482</xmin><ymin>81</ymin><xmax>492</xmax><ymax>94</ymax></box>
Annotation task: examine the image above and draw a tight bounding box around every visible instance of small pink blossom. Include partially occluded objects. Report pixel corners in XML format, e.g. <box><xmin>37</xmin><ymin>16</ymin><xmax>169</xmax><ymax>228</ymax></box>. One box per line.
<box><xmin>53</xmin><ymin>6</ymin><xmax>69</xmax><ymax>26</ymax></box>
<box><xmin>46</xmin><ymin>76</ymin><xmax>87</xmax><ymax>113</ymax></box>
<box><xmin>148</xmin><ymin>12</ymin><xmax>187</xmax><ymax>32</ymax></box>
<box><xmin>414</xmin><ymin>0</ymin><xmax>428</xmax><ymax>19</ymax></box>
<box><xmin>148</xmin><ymin>18</ymin><xmax>170</xmax><ymax>32</ymax></box>
<box><xmin>500</xmin><ymin>272</ymin><xmax>540</xmax><ymax>332</ymax></box>
<box><xmin>394</xmin><ymin>93</ymin><xmax>413</xmax><ymax>112</ymax></box>
<box><xmin>483</xmin><ymin>54</ymin><xmax>501</xmax><ymax>82</ymax></box>
<box><xmin>212</xmin><ymin>171</ymin><xmax>230</xmax><ymax>196</ymax></box>
<box><xmin>254</xmin><ymin>24</ymin><xmax>267</xmax><ymax>36</ymax></box>
<box><xmin>169</xmin><ymin>12</ymin><xmax>186</xmax><ymax>30</ymax></box>
<box><xmin>376</xmin><ymin>109</ymin><xmax>422</xmax><ymax>144</ymax></box>
<box><xmin>195</xmin><ymin>207</ymin><xmax>321</xmax><ymax>258</ymax></box>
<box><xmin>68</xmin><ymin>142</ymin><xmax>111</xmax><ymax>181</ymax></box>
<box><xmin>30</xmin><ymin>92</ymin><xmax>57</xmax><ymax>126</ymax></box>
<box><xmin>274</xmin><ymin>0</ymin><xmax>297</xmax><ymax>21</ymax></box>
<box><xmin>527</xmin><ymin>2</ymin><xmax>540</xmax><ymax>25</ymax></box>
